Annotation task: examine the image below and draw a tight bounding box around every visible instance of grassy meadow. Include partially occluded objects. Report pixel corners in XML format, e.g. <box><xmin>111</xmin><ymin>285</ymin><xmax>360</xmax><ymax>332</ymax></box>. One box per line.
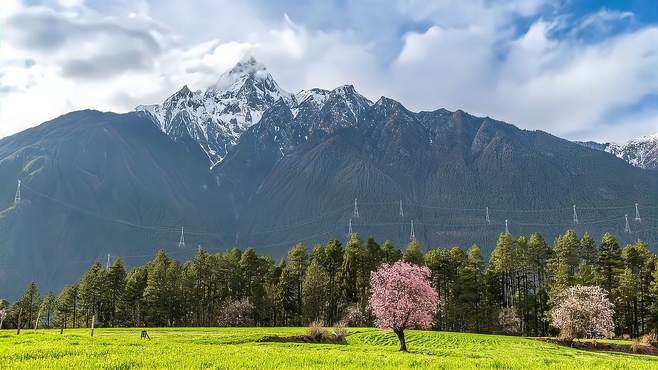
<box><xmin>1</xmin><ymin>327</ymin><xmax>657</xmax><ymax>369</ymax></box>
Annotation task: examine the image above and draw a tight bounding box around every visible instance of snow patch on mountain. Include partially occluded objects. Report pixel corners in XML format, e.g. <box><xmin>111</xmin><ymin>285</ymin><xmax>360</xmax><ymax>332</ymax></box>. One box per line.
<box><xmin>577</xmin><ymin>133</ymin><xmax>658</xmax><ymax>170</ymax></box>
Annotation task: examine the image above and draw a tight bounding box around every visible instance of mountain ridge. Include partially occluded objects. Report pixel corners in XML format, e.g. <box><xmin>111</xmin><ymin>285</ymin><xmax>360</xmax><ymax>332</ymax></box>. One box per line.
<box><xmin>1</xmin><ymin>59</ymin><xmax>657</xmax><ymax>300</ymax></box>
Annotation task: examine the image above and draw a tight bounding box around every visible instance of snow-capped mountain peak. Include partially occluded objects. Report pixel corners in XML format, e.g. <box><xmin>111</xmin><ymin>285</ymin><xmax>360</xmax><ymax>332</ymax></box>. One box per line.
<box><xmin>136</xmin><ymin>57</ymin><xmax>295</xmax><ymax>165</ymax></box>
<box><xmin>605</xmin><ymin>133</ymin><xmax>658</xmax><ymax>170</ymax></box>
<box><xmin>577</xmin><ymin>133</ymin><xmax>658</xmax><ymax>170</ymax></box>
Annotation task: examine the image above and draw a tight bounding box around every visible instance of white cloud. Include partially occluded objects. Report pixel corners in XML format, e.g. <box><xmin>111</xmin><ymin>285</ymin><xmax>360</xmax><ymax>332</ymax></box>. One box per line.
<box><xmin>0</xmin><ymin>0</ymin><xmax>657</xmax><ymax>143</ymax></box>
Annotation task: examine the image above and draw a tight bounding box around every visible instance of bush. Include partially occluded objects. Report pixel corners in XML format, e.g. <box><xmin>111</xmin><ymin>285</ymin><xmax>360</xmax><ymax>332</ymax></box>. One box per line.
<box><xmin>550</xmin><ymin>285</ymin><xmax>614</xmax><ymax>343</ymax></box>
<box><xmin>497</xmin><ymin>307</ymin><xmax>520</xmax><ymax>335</ymax></box>
<box><xmin>217</xmin><ymin>299</ymin><xmax>254</xmax><ymax>327</ymax></box>
<box><xmin>333</xmin><ymin>321</ymin><xmax>347</xmax><ymax>341</ymax></box>
<box><xmin>306</xmin><ymin>320</ymin><xmax>330</xmax><ymax>341</ymax></box>
<box><xmin>340</xmin><ymin>304</ymin><xmax>366</xmax><ymax>327</ymax></box>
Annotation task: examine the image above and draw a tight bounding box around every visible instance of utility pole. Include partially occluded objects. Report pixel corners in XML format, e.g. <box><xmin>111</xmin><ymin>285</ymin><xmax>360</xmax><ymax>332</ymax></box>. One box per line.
<box><xmin>178</xmin><ymin>226</ymin><xmax>186</xmax><ymax>248</ymax></box>
<box><xmin>573</xmin><ymin>204</ymin><xmax>579</xmax><ymax>225</ymax></box>
<box><xmin>410</xmin><ymin>220</ymin><xmax>416</xmax><ymax>241</ymax></box>
<box><xmin>635</xmin><ymin>203</ymin><xmax>641</xmax><ymax>222</ymax></box>
<box><xmin>14</xmin><ymin>180</ymin><xmax>21</xmax><ymax>206</ymax></box>
<box><xmin>624</xmin><ymin>214</ymin><xmax>631</xmax><ymax>233</ymax></box>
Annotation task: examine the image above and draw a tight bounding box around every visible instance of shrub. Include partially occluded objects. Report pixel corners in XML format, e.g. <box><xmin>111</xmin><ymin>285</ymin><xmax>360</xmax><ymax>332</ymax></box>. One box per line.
<box><xmin>340</xmin><ymin>304</ymin><xmax>366</xmax><ymax>327</ymax></box>
<box><xmin>550</xmin><ymin>285</ymin><xmax>614</xmax><ymax>343</ymax></box>
<box><xmin>333</xmin><ymin>321</ymin><xmax>347</xmax><ymax>341</ymax></box>
<box><xmin>306</xmin><ymin>320</ymin><xmax>329</xmax><ymax>341</ymax></box>
<box><xmin>497</xmin><ymin>307</ymin><xmax>521</xmax><ymax>335</ymax></box>
<box><xmin>217</xmin><ymin>299</ymin><xmax>254</xmax><ymax>327</ymax></box>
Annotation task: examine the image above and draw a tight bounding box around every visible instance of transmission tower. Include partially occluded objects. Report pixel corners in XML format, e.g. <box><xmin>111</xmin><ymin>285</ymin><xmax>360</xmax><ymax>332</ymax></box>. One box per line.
<box><xmin>178</xmin><ymin>226</ymin><xmax>186</xmax><ymax>248</ymax></box>
<box><xmin>635</xmin><ymin>203</ymin><xmax>641</xmax><ymax>222</ymax></box>
<box><xmin>353</xmin><ymin>198</ymin><xmax>359</xmax><ymax>218</ymax></box>
<box><xmin>348</xmin><ymin>218</ymin><xmax>353</xmax><ymax>236</ymax></box>
<box><xmin>485</xmin><ymin>207</ymin><xmax>490</xmax><ymax>224</ymax></box>
<box><xmin>505</xmin><ymin>219</ymin><xmax>509</xmax><ymax>234</ymax></box>
<box><xmin>624</xmin><ymin>214</ymin><xmax>631</xmax><ymax>233</ymax></box>
<box><xmin>410</xmin><ymin>219</ymin><xmax>416</xmax><ymax>241</ymax></box>
<box><xmin>399</xmin><ymin>199</ymin><xmax>404</xmax><ymax>218</ymax></box>
<box><xmin>106</xmin><ymin>253</ymin><xmax>111</xmax><ymax>270</ymax></box>
<box><xmin>572</xmin><ymin>204</ymin><xmax>579</xmax><ymax>225</ymax></box>
<box><xmin>14</xmin><ymin>180</ymin><xmax>21</xmax><ymax>205</ymax></box>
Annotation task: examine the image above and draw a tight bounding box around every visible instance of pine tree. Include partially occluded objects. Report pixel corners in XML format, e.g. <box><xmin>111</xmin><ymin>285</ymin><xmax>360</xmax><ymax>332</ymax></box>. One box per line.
<box><xmin>579</xmin><ymin>232</ymin><xmax>598</xmax><ymax>266</ymax></box>
<box><xmin>78</xmin><ymin>262</ymin><xmax>107</xmax><ymax>327</ymax></box>
<box><xmin>56</xmin><ymin>285</ymin><xmax>78</xmax><ymax>329</ymax></box>
<box><xmin>598</xmin><ymin>233</ymin><xmax>623</xmax><ymax>294</ymax></box>
<box><xmin>118</xmin><ymin>266</ymin><xmax>148</xmax><ymax>327</ymax></box>
<box><xmin>381</xmin><ymin>240</ymin><xmax>402</xmax><ymax>264</ymax></box>
<box><xmin>403</xmin><ymin>240</ymin><xmax>424</xmax><ymax>265</ymax></box>
<box><xmin>338</xmin><ymin>233</ymin><xmax>365</xmax><ymax>313</ymax></box>
<box><xmin>15</xmin><ymin>282</ymin><xmax>41</xmax><ymax>329</ymax></box>
<box><xmin>302</xmin><ymin>260</ymin><xmax>329</xmax><ymax>323</ymax></box>
<box><xmin>40</xmin><ymin>292</ymin><xmax>57</xmax><ymax>328</ymax></box>
<box><xmin>323</xmin><ymin>240</ymin><xmax>343</xmax><ymax>324</ymax></box>
<box><xmin>106</xmin><ymin>258</ymin><xmax>126</xmax><ymax>326</ymax></box>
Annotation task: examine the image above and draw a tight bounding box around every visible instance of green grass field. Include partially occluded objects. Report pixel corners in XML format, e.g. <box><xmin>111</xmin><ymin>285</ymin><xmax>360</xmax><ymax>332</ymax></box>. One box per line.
<box><xmin>1</xmin><ymin>327</ymin><xmax>657</xmax><ymax>369</ymax></box>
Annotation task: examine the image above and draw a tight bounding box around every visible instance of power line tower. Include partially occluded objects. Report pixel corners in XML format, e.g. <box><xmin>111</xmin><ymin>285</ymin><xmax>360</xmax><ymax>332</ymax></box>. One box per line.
<box><xmin>348</xmin><ymin>218</ymin><xmax>353</xmax><ymax>236</ymax></box>
<box><xmin>353</xmin><ymin>198</ymin><xmax>359</xmax><ymax>218</ymax></box>
<box><xmin>624</xmin><ymin>214</ymin><xmax>631</xmax><ymax>233</ymax></box>
<box><xmin>399</xmin><ymin>199</ymin><xmax>404</xmax><ymax>218</ymax></box>
<box><xmin>505</xmin><ymin>219</ymin><xmax>509</xmax><ymax>234</ymax></box>
<box><xmin>635</xmin><ymin>203</ymin><xmax>641</xmax><ymax>222</ymax></box>
<box><xmin>106</xmin><ymin>253</ymin><xmax>111</xmax><ymax>270</ymax></box>
<box><xmin>409</xmin><ymin>220</ymin><xmax>416</xmax><ymax>241</ymax></box>
<box><xmin>14</xmin><ymin>180</ymin><xmax>21</xmax><ymax>205</ymax></box>
<box><xmin>485</xmin><ymin>207</ymin><xmax>490</xmax><ymax>224</ymax></box>
<box><xmin>178</xmin><ymin>226</ymin><xmax>186</xmax><ymax>248</ymax></box>
<box><xmin>572</xmin><ymin>204</ymin><xmax>579</xmax><ymax>225</ymax></box>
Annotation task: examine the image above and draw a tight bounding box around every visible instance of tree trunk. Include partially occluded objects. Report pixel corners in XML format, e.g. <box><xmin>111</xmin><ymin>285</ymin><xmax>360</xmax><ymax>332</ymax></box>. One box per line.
<box><xmin>394</xmin><ymin>329</ymin><xmax>408</xmax><ymax>352</ymax></box>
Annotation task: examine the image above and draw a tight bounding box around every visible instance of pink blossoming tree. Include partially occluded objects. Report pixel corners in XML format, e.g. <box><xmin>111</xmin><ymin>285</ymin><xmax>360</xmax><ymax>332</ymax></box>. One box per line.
<box><xmin>550</xmin><ymin>285</ymin><xmax>615</xmax><ymax>342</ymax></box>
<box><xmin>0</xmin><ymin>308</ymin><xmax>6</xmax><ymax>329</ymax></box>
<box><xmin>369</xmin><ymin>261</ymin><xmax>439</xmax><ymax>351</ymax></box>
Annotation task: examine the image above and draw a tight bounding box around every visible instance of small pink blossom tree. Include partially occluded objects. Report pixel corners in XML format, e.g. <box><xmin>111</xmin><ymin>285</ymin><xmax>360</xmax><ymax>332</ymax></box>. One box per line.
<box><xmin>369</xmin><ymin>261</ymin><xmax>439</xmax><ymax>351</ymax></box>
<box><xmin>550</xmin><ymin>285</ymin><xmax>615</xmax><ymax>342</ymax></box>
<box><xmin>0</xmin><ymin>308</ymin><xmax>6</xmax><ymax>329</ymax></box>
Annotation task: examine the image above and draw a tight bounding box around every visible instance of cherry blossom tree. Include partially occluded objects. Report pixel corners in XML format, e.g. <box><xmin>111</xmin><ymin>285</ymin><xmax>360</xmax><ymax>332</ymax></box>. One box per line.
<box><xmin>550</xmin><ymin>285</ymin><xmax>615</xmax><ymax>342</ymax></box>
<box><xmin>369</xmin><ymin>261</ymin><xmax>439</xmax><ymax>351</ymax></box>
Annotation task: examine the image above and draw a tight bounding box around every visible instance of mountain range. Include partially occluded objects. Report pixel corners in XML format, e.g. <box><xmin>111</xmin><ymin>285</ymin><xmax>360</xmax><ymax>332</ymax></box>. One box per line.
<box><xmin>0</xmin><ymin>57</ymin><xmax>656</xmax><ymax>299</ymax></box>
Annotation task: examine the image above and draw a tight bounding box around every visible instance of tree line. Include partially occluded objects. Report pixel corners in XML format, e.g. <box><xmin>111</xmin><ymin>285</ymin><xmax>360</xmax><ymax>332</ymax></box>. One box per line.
<box><xmin>1</xmin><ymin>230</ymin><xmax>657</xmax><ymax>338</ymax></box>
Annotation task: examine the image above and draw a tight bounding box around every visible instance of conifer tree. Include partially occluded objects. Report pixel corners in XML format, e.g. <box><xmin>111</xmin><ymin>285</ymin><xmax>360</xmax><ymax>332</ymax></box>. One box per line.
<box><xmin>403</xmin><ymin>240</ymin><xmax>424</xmax><ymax>265</ymax></box>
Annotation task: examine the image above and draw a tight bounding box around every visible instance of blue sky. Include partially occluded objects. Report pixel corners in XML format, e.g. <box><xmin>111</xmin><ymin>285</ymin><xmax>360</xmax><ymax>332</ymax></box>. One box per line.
<box><xmin>1</xmin><ymin>0</ymin><xmax>657</xmax><ymax>142</ymax></box>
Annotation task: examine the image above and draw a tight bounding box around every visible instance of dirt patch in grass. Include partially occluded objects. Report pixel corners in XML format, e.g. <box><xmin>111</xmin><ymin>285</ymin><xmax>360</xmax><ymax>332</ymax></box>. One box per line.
<box><xmin>257</xmin><ymin>334</ymin><xmax>347</xmax><ymax>345</ymax></box>
<box><xmin>536</xmin><ymin>338</ymin><xmax>658</xmax><ymax>356</ymax></box>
